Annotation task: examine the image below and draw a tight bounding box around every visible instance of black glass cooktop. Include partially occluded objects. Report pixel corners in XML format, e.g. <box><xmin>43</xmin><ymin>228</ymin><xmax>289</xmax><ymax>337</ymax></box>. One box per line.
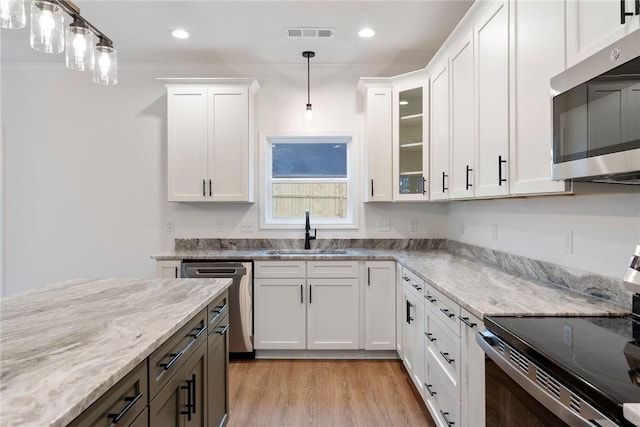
<box><xmin>485</xmin><ymin>315</ymin><xmax>640</xmax><ymax>424</ymax></box>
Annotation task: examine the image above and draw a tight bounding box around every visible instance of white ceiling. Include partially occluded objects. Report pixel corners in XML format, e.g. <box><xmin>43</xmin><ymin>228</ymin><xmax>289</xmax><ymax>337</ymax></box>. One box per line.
<box><xmin>0</xmin><ymin>0</ymin><xmax>474</xmax><ymax>75</ymax></box>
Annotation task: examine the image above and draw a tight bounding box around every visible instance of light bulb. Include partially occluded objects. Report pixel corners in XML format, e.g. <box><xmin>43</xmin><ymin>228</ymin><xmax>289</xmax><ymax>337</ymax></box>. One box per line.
<box><xmin>98</xmin><ymin>52</ymin><xmax>111</xmax><ymax>74</ymax></box>
<box><xmin>93</xmin><ymin>43</ymin><xmax>117</xmax><ymax>85</ymax></box>
<box><xmin>38</xmin><ymin>8</ymin><xmax>53</xmax><ymax>32</ymax></box>
<box><xmin>304</xmin><ymin>105</ymin><xmax>313</xmax><ymax>123</ymax></box>
<box><xmin>73</xmin><ymin>33</ymin><xmax>87</xmax><ymax>54</ymax></box>
<box><xmin>30</xmin><ymin>1</ymin><xmax>63</xmax><ymax>53</ymax></box>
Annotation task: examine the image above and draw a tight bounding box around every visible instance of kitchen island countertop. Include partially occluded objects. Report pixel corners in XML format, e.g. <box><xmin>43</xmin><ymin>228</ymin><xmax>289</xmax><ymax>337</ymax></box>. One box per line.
<box><xmin>0</xmin><ymin>277</ymin><xmax>232</xmax><ymax>427</ymax></box>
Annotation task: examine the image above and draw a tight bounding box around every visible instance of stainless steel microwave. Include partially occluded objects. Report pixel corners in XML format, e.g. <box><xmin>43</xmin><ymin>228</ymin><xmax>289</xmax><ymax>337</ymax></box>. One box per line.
<box><xmin>551</xmin><ymin>30</ymin><xmax>640</xmax><ymax>184</ymax></box>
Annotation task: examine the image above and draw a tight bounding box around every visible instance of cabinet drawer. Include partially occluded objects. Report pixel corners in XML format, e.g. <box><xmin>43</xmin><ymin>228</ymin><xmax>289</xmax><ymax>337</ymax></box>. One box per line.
<box><xmin>424</xmin><ymin>309</ymin><xmax>460</xmax><ymax>397</ymax></box>
<box><xmin>307</xmin><ymin>261</ymin><xmax>359</xmax><ymax>278</ymax></box>
<box><xmin>401</xmin><ymin>267</ymin><xmax>425</xmax><ymax>295</ymax></box>
<box><xmin>149</xmin><ymin>308</ymin><xmax>208</xmax><ymax>398</ymax></box>
<box><xmin>424</xmin><ymin>349</ymin><xmax>460</xmax><ymax>427</ymax></box>
<box><xmin>424</xmin><ymin>284</ymin><xmax>460</xmax><ymax>336</ymax></box>
<box><xmin>254</xmin><ymin>261</ymin><xmax>306</xmax><ymax>278</ymax></box>
<box><xmin>68</xmin><ymin>360</ymin><xmax>148</xmax><ymax>427</ymax></box>
<box><xmin>207</xmin><ymin>291</ymin><xmax>229</xmax><ymax>333</ymax></box>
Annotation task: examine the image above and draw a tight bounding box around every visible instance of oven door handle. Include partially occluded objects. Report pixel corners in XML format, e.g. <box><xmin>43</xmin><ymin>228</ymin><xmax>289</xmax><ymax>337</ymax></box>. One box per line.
<box><xmin>476</xmin><ymin>331</ymin><xmax>614</xmax><ymax>427</ymax></box>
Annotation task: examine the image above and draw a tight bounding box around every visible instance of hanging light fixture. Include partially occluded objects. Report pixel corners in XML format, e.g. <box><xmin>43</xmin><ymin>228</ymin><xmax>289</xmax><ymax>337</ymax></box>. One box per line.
<box><xmin>302</xmin><ymin>51</ymin><xmax>315</xmax><ymax>123</ymax></box>
<box><xmin>0</xmin><ymin>0</ymin><xmax>26</xmax><ymax>29</ymax></box>
<box><xmin>5</xmin><ymin>0</ymin><xmax>116</xmax><ymax>85</ymax></box>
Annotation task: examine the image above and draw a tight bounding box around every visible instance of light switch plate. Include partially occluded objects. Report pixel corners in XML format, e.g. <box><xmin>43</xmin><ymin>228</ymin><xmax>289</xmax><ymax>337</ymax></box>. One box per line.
<box><xmin>409</xmin><ymin>219</ymin><xmax>418</xmax><ymax>232</ymax></box>
<box><xmin>241</xmin><ymin>221</ymin><xmax>253</xmax><ymax>233</ymax></box>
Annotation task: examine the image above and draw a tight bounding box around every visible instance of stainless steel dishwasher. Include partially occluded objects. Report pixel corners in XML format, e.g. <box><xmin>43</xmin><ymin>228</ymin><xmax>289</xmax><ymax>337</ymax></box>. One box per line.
<box><xmin>181</xmin><ymin>261</ymin><xmax>253</xmax><ymax>358</ymax></box>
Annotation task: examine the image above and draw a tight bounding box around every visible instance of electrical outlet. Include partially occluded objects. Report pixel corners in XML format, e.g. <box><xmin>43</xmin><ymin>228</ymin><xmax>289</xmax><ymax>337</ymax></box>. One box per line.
<box><xmin>492</xmin><ymin>223</ymin><xmax>498</xmax><ymax>241</ymax></box>
<box><xmin>563</xmin><ymin>229</ymin><xmax>573</xmax><ymax>254</ymax></box>
<box><xmin>409</xmin><ymin>219</ymin><xmax>418</xmax><ymax>232</ymax></box>
<box><xmin>377</xmin><ymin>218</ymin><xmax>391</xmax><ymax>232</ymax></box>
<box><xmin>216</xmin><ymin>222</ymin><xmax>224</xmax><ymax>232</ymax></box>
<box><xmin>166</xmin><ymin>220</ymin><xmax>175</xmax><ymax>233</ymax></box>
<box><xmin>241</xmin><ymin>221</ymin><xmax>253</xmax><ymax>233</ymax></box>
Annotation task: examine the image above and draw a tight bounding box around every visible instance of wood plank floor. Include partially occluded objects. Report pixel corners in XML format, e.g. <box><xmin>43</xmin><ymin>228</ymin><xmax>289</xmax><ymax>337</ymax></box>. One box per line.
<box><xmin>228</xmin><ymin>359</ymin><xmax>436</xmax><ymax>427</ymax></box>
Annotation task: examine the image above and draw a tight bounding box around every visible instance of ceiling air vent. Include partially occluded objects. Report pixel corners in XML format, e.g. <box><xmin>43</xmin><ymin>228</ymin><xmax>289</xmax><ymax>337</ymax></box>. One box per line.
<box><xmin>286</xmin><ymin>28</ymin><xmax>335</xmax><ymax>39</ymax></box>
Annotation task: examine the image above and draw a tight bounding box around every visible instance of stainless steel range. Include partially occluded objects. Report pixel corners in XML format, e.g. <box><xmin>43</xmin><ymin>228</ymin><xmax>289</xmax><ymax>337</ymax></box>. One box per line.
<box><xmin>477</xmin><ymin>245</ymin><xmax>640</xmax><ymax>426</ymax></box>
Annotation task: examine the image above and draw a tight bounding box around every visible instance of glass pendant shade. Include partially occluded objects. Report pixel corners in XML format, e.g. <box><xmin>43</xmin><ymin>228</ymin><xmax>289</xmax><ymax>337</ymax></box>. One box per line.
<box><xmin>30</xmin><ymin>0</ymin><xmax>64</xmax><ymax>53</ymax></box>
<box><xmin>0</xmin><ymin>0</ymin><xmax>26</xmax><ymax>29</ymax></box>
<box><xmin>304</xmin><ymin>104</ymin><xmax>313</xmax><ymax>123</ymax></box>
<box><xmin>93</xmin><ymin>43</ymin><xmax>117</xmax><ymax>85</ymax></box>
<box><xmin>65</xmin><ymin>23</ymin><xmax>94</xmax><ymax>71</ymax></box>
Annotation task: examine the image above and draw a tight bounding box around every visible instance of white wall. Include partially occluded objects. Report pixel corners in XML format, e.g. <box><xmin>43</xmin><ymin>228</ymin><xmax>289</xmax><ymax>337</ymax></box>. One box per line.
<box><xmin>1</xmin><ymin>64</ymin><xmax>447</xmax><ymax>296</ymax></box>
<box><xmin>447</xmin><ymin>184</ymin><xmax>640</xmax><ymax>279</ymax></box>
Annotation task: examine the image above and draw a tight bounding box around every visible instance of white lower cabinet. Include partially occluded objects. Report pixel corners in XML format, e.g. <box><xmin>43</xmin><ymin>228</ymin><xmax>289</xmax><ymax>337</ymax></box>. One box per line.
<box><xmin>460</xmin><ymin>309</ymin><xmax>485</xmax><ymax>427</ymax></box>
<box><xmin>254</xmin><ymin>260</ymin><xmax>361</xmax><ymax>351</ymax></box>
<box><xmin>364</xmin><ymin>261</ymin><xmax>397</xmax><ymax>350</ymax></box>
<box><xmin>156</xmin><ymin>260</ymin><xmax>181</xmax><ymax>278</ymax></box>
<box><xmin>401</xmin><ymin>268</ymin><xmax>425</xmax><ymax>397</ymax></box>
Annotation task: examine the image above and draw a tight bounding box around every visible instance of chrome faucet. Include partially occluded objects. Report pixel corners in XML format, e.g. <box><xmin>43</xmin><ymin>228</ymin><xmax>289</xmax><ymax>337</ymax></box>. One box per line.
<box><xmin>304</xmin><ymin>209</ymin><xmax>316</xmax><ymax>249</ymax></box>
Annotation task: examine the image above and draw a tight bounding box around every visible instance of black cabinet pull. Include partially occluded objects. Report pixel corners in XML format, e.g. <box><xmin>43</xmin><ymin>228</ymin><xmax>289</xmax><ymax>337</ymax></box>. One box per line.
<box><xmin>309</xmin><ymin>284</ymin><xmax>312</xmax><ymax>304</ymax></box>
<box><xmin>440</xmin><ymin>410</ymin><xmax>454</xmax><ymax>427</ymax></box>
<box><xmin>181</xmin><ymin>377</ymin><xmax>193</xmax><ymax>421</ymax></box>
<box><xmin>440</xmin><ymin>308</ymin><xmax>455</xmax><ymax>318</ymax></box>
<box><xmin>412</xmin><ymin>284</ymin><xmax>422</xmax><ymax>291</ymax></box>
<box><xmin>216</xmin><ymin>324</ymin><xmax>230</xmax><ymax>335</ymax></box>
<box><xmin>107</xmin><ymin>392</ymin><xmax>143</xmax><ymax>424</ymax></box>
<box><xmin>190</xmin><ymin>324</ymin><xmax>207</xmax><ymax>339</ymax></box>
<box><xmin>424</xmin><ymin>294</ymin><xmax>436</xmax><ymax>303</ymax></box>
<box><xmin>367</xmin><ymin>267</ymin><xmax>371</xmax><ymax>286</ymax></box>
<box><xmin>371</xmin><ymin>179</ymin><xmax>374</xmax><ymax>197</ymax></box>
<box><xmin>175</xmin><ymin>266</ymin><xmax>178</xmax><ymax>278</ymax></box>
<box><xmin>422</xmin><ymin>177</ymin><xmax>427</xmax><ymax>195</ymax></box>
<box><xmin>160</xmin><ymin>351</ymin><xmax>184</xmax><ymax>371</ymax></box>
<box><xmin>209</xmin><ymin>179</ymin><xmax>212</xmax><ymax>196</ymax></box>
<box><xmin>406</xmin><ymin>300</ymin><xmax>413</xmax><ymax>324</ymax></box>
<box><xmin>636</xmin><ymin>0</ymin><xmax>640</xmax><ymax>14</ymax></box>
<box><xmin>300</xmin><ymin>284</ymin><xmax>303</xmax><ymax>303</ymax></box>
<box><xmin>442</xmin><ymin>171</ymin><xmax>448</xmax><ymax>192</ymax></box>
<box><xmin>440</xmin><ymin>351</ymin><xmax>455</xmax><ymax>364</ymax></box>
<box><xmin>458</xmin><ymin>315</ymin><xmax>477</xmax><ymax>328</ymax></box>
<box><xmin>465</xmin><ymin>165</ymin><xmax>473</xmax><ymax>190</ymax></box>
<box><xmin>498</xmin><ymin>155</ymin><xmax>507</xmax><ymax>186</ymax></box>
<box><xmin>202</xmin><ymin>179</ymin><xmax>206</xmax><ymax>197</ymax></box>
<box><xmin>621</xmin><ymin>0</ymin><xmax>634</xmax><ymax>23</ymax></box>
<box><xmin>425</xmin><ymin>383</ymin><xmax>437</xmax><ymax>397</ymax></box>
<box><xmin>425</xmin><ymin>332</ymin><xmax>436</xmax><ymax>342</ymax></box>
<box><xmin>210</xmin><ymin>304</ymin><xmax>228</xmax><ymax>324</ymax></box>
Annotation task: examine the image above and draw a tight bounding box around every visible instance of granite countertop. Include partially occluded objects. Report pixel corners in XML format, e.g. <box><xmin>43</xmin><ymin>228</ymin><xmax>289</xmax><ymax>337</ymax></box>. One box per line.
<box><xmin>0</xmin><ymin>277</ymin><xmax>232</xmax><ymax>427</ymax></box>
<box><xmin>153</xmin><ymin>248</ymin><xmax>629</xmax><ymax>318</ymax></box>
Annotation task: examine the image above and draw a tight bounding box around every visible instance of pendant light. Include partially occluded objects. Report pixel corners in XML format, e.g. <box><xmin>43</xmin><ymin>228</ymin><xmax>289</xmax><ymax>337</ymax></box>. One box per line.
<box><xmin>303</xmin><ymin>51</ymin><xmax>315</xmax><ymax>123</ymax></box>
<box><xmin>65</xmin><ymin>17</ymin><xmax>94</xmax><ymax>71</ymax></box>
<box><xmin>93</xmin><ymin>37</ymin><xmax>117</xmax><ymax>86</ymax></box>
<box><xmin>30</xmin><ymin>0</ymin><xmax>64</xmax><ymax>53</ymax></box>
<box><xmin>0</xmin><ymin>0</ymin><xmax>25</xmax><ymax>29</ymax></box>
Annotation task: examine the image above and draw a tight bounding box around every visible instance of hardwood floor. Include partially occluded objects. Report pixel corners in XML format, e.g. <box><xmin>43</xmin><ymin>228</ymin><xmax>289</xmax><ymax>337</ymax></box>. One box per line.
<box><xmin>228</xmin><ymin>359</ymin><xmax>436</xmax><ymax>427</ymax></box>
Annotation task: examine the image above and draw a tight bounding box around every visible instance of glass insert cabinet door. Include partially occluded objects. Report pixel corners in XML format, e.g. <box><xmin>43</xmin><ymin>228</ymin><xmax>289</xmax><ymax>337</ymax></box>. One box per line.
<box><xmin>396</xmin><ymin>86</ymin><xmax>427</xmax><ymax>198</ymax></box>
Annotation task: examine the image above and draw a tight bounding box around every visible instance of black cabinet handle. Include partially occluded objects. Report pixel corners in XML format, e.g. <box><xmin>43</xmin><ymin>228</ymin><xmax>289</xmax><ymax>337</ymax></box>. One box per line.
<box><xmin>498</xmin><ymin>155</ymin><xmax>507</xmax><ymax>186</ymax></box>
<box><xmin>300</xmin><ymin>284</ymin><xmax>303</xmax><ymax>303</ymax></box>
<box><xmin>442</xmin><ymin>171</ymin><xmax>448</xmax><ymax>192</ymax></box>
<box><xmin>107</xmin><ymin>392</ymin><xmax>143</xmax><ymax>424</ymax></box>
<box><xmin>309</xmin><ymin>284</ymin><xmax>312</xmax><ymax>304</ymax></box>
<box><xmin>636</xmin><ymin>0</ymin><xmax>639</xmax><ymax>14</ymax></box>
<box><xmin>402</xmin><ymin>275</ymin><xmax>410</xmax><ymax>282</ymax></box>
<box><xmin>181</xmin><ymin>377</ymin><xmax>193</xmax><ymax>421</ymax></box>
<box><xmin>426</xmin><ymin>383</ymin><xmax>437</xmax><ymax>397</ymax></box>
<box><xmin>459</xmin><ymin>315</ymin><xmax>477</xmax><ymax>328</ymax></box>
<box><xmin>621</xmin><ymin>0</ymin><xmax>634</xmax><ymax>23</ymax></box>
<box><xmin>424</xmin><ymin>294</ymin><xmax>436</xmax><ymax>303</ymax></box>
<box><xmin>210</xmin><ymin>303</ymin><xmax>228</xmax><ymax>324</ymax></box>
<box><xmin>202</xmin><ymin>179</ymin><xmax>206</xmax><ymax>197</ymax></box>
<box><xmin>190</xmin><ymin>324</ymin><xmax>207</xmax><ymax>339</ymax></box>
<box><xmin>465</xmin><ymin>165</ymin><xmax>473</xmax><ymax>190</ymax></box>
<box><xmin>440</xmin><ymin>351</ymin><xmax>455</xmax><ymax>364</ymax></box>
<box><xmin>160</xmin><ymin>351</ymin><xmax>184</xmax><ymax>371</ymax></box>
<box><xmin>422</xmin><ymin>177</ymin><xmax>427</xmax><ymax>195</ymax></box>
<box><xmin>209</xmin><ymin>179</ymin><xmax>212</xmax><ymax>196</ymax></box>
<box><xmin>175</xmin><ymin>266</ymin><xmax>178</xmax><ymax>278</ymax></box>
<box><xmin>412</xmin><ymin>284</ymin><xmax>422</xmax><ymax>291</ymax></box>
<box><xmin>406</xmin><ymin>300</ymin><xmax>413</xmax><ymax>324</ymax></box>
<box><xmin>371</xmin><ymin>179</ymin><xmax>374</xmax><ymax>197</ymax></box>
<box><xmin>425</xmin><ymin>332</ymin><xmax>436</xmax><ymax>342</ymax></box>
<box><xmin>440</xmin><ymin>410</ymin><xmax>454</xmax><ymax>427</ymax></box>
<box><xmin>440</xmin><ymin>308</ymin><xmax>455</xmax><ymax>318</ymax></box>
<box><xmin>367</xmin><ymin>267</ymin><xmax>371</xmax><ymax>286</ymax></box>
<box><xmin>216</xmin><ymin>324</ymin><xmax>230</xmax><ymax>335</ymax></box>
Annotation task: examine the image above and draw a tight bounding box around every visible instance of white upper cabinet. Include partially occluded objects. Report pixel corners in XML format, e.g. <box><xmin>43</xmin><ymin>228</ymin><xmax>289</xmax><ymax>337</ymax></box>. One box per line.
<box><xmin>359</xmin><ymin>79</ymin><xmax>394</xmax><ymax>202</ymax></box>
<box><xmin>474</xmin><ymin>0</ymin><xmax>510</xmax><ymax>198</ymax></box>
<box><xmin>393</xmin><ymin>73</ymin><xmax>430</xmax><ymax>201</ymax></box>
<box><xmin>429</xmin><ymin>60</ymin><xmax>451</xmax><ymax>201</ymax></box>
<box><xmin>449</xmin><ymin>33</ymin><xmax>476</xmax><ymax>200</ymax></box>
<box><xmin>566</xmin><ymin>0</ymin><xmax>640</xmax><ymax>68</ymax></box>
<box><xmin>509</xmin><ymin>0</ymin><xmax>571</xmax><ymax>195</ymax></box>
<box><xmin>164</xmin><ymin>79</ymin><xmax>259</xmax><ymax>202</ymax></box>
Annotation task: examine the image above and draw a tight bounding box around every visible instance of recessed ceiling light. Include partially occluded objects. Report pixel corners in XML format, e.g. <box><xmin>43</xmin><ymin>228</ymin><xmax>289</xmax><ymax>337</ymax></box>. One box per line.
<box><xmin>399</xmin><ymin>101</ymin><xmax>409</xmax><ymax>106</ymax></box>
<box><xmin>358</xmin><ymin>28</ymin><xmax>376</xmax><ymax>38</ymax></box>
<box><xmin>171</xmin><ymin>29</ymin><xmax>190</xmax><ymax>39</ymax></box>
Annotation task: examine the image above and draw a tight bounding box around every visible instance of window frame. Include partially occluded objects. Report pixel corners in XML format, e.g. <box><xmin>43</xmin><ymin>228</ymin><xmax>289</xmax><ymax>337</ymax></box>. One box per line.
<box><xmin>259</xmin><ymin>131</ymin><xmax>359</xmax><ymax>230</ymax></box>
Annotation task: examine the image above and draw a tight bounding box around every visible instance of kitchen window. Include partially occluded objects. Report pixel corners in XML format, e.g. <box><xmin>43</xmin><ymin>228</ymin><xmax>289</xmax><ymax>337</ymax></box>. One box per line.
<box><xmin>261</xmin><ymin>134</ymin><xmax>355</xmax><ymax>228</ymax></box>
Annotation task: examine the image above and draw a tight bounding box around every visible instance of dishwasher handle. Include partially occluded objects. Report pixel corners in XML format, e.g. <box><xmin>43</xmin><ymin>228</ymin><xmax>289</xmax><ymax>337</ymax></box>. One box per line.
<box><xmin>181</xmin><ymin>262</ymin><xmax>246</xmax><ymax>278</ymax></box>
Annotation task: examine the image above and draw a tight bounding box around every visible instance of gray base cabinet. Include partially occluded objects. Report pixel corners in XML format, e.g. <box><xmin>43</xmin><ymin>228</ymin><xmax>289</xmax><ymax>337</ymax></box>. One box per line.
<box><xmin>207</xmin><ymin>305</ymin><xmax>230</xmax><ymax>427</ymax></box>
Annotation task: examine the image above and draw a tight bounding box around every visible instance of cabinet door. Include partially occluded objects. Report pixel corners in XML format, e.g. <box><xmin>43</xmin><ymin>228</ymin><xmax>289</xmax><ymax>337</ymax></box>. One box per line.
<box><xmin>402</xmin><ymin>287</ymin><xmax>424</xmax><ymax>396</ymax></box>
<box><xmin>129</xmin><ymin>407</ymin><xmax>149</xmax><ymax>427</ymax></box>
<box><xmin>474</xmin><ymin>0</ymin><xmax>510</xmax><ymax>198</ymax></box>
<box><xmin>364</xmin><ymin>86</ymin><xmax>393</xmax><ymax>202</ymax></box>
<box><xmin>402</xmin><ymin>289</ymin><xmax>416</xmax><ymax>374</ymax></box>
<box><xmin>566</xmin><ymin>0</ymin><xmax>640</xmax><ymax>68</ymax></box>
<box><xmin>449</xmin><ymin>33</ymin><xmax>476</xmax><ymax>200</ymax></box>
<box><xmin>156</xmin><ymin>260</ymin><xmax>181</xmax><ymax>278</ymax></box>
<box><xmin>509</xmin><ymin>0</ymin><xmax>571</xmax><ymax>195</ymax></box>
<box><xmin>307</xmin><ymin>278</ymin><xmax>360</xmax><ymax>349</ymax></box>
<box><xmin>459</xmin><ymin>309</ymin><xmax>485</xmax><ymax>427</ymax></box>
<box><xmin>253</xmin><ymin>278</ymin><xmax>306</xmax><ymax>349</ymax></box>
<box><xmin>208</xmin><ymin>319</ymin><xmax>229</xmax><ymax>427</ymax></box>
<box><xmin>396</xmin><ymin>263</ymin><xmax>405</xmax><ymax>358</ymax></box>
<box><xmin>429</xmin><ymin>61</ymin><xmax>451</xmax><ymax>200</ymax></box>
<box><xmin>364</xmin><ymin>261</ymin><xmax>396</xmax><ymax>350</ymax></box>
<box><xmin>209</xmin><ymin>87</ymin><xmax>250</xmax><ymax>202</ymax></box>
<box><xmin>183</xmin><ymin>342</ymin><xmax>207</xmax><ymax>427</ymax></box>
<box><xmin>168</xmin><ymin>87</ymin><xmax>209</xmax><ymax>202</ymax></box>
<box><xmin>393</xmin><ymin>82</ymin><xmax>429</xmax><ymax>201</ymax></box>
<box><xmin>149</xmin><ymin>368</ymin><xmax>185</xmax><ymax>427</ymax></box>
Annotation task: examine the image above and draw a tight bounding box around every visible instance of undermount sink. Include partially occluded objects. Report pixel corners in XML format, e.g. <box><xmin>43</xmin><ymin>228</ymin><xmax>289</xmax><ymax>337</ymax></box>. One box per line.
<box><xmin>266</xmin><ymin>249</ymin><xmax>348</xmax><ymax>255</ymax></box>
